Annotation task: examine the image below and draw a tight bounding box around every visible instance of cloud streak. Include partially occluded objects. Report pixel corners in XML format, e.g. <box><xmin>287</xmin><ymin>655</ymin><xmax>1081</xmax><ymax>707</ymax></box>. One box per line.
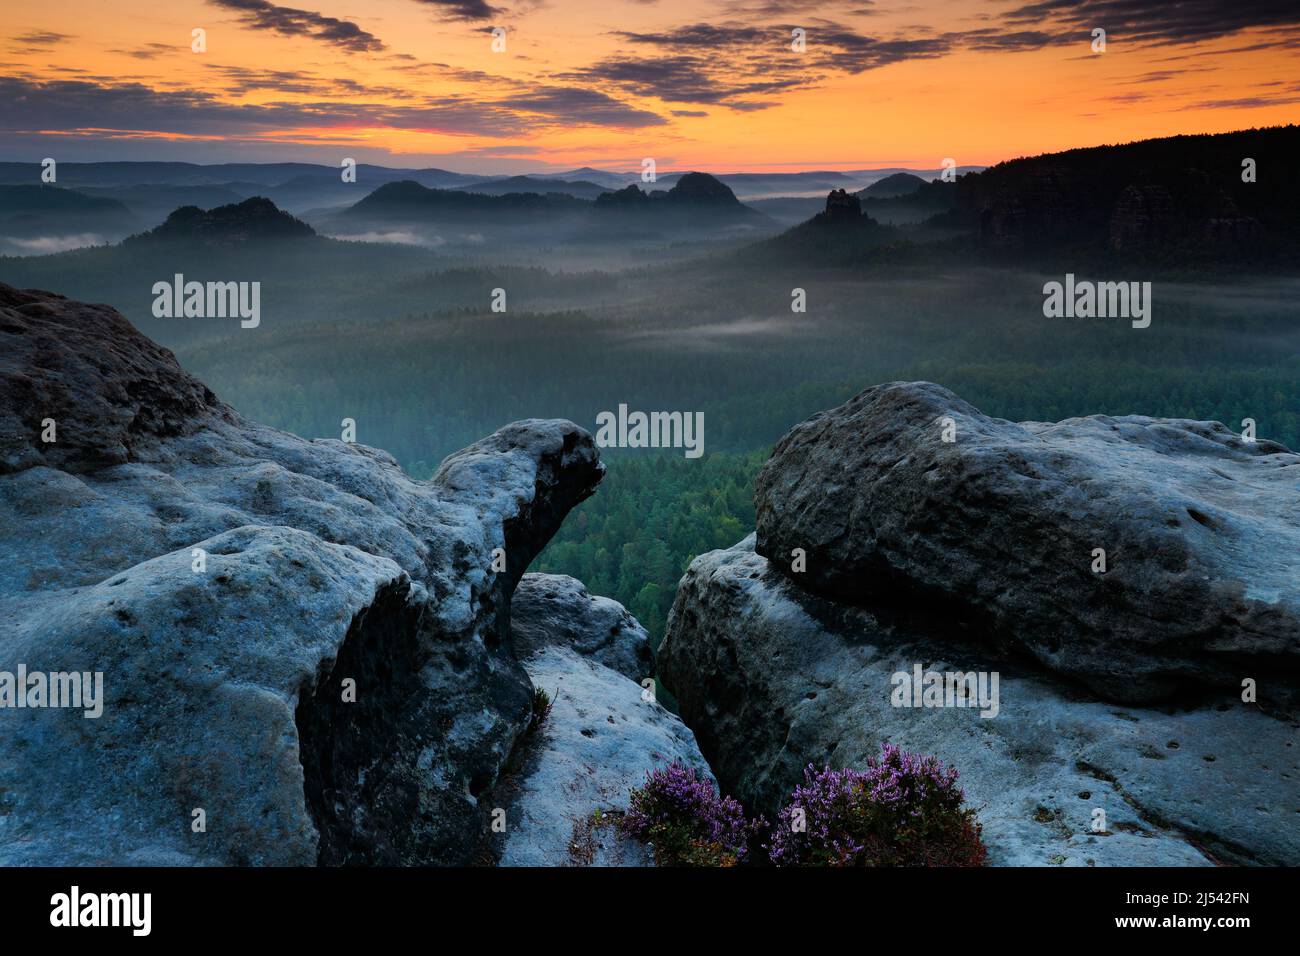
<box><xmin>410</xmin><ymin>0</ymin><xmax>503</xmax><ymax>22</ymax></box>
<box><xmin>208</xmin><ymin>0</ymin><xmax>386</xmax><ymax>53</ymax></box>
<box><xmin>1002</xmin><ymin>0</ymin><xmax>1300</xmax><ymax>46</ymax></box>
<box><xmin>0</xmin><ymin>76</ymin><xmax>664</xmax><ymax>142</ymax></box>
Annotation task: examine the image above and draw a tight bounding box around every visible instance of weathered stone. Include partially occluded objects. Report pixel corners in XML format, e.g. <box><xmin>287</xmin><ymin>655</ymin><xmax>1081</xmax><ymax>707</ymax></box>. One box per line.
<box><xmin>0</xmin><ymin>283</ymin><xmax>604</xmax><ymax>865</ymax></box>
<box><xmin>660</xmin><ymin>537</ymin><xmax>1299</xmax><ymax>866</ymax></box>
<box><xmin>495</xmin><ymin>575</ymin><xmax>710</xmax><ymax>866</ymax></box>
<box><xmin>754</xmin><ymin>381</ymin><xmax>1300</xmax><ymax>703</ymax></box>
<box><xmin>509</xmin><ymin>572</ymin><xmax>652</xmax><ymax>681</ymax></box>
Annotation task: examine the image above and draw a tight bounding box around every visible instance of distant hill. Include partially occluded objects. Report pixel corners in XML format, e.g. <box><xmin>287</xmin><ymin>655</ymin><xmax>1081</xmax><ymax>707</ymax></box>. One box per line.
<box><xmin>859</xmin><ymin>172</ymin><xmax>926</xmax><ymax>198</ymax></box>
<box><xmin>0</xmin><ymin>184</ymin><xmax>134</xmax><ymax>220</ymax></box>
<box><xmin>76</xmin><ymin>183</ymin><xmax>251</xmax><ymax>223</ymax></box>
<box><xmin>0</xmin><ymin>185</ymin><xmax>138</xmax><ymax>252</ymax></box>
<box><xmin>595</xmin><ymin>173</ymin><xmax>763</xmax><ymax>220</ymax></box>
<box><xmin>743</xmin><ymin>188</ymin><xmax>902</xmax><ymax>265</ymax></box>
<box><xmin>861</xmin><ymin>178</ymin><xmax>959</xmax><ymax>224</ymax></box>
<box><xmin>953</xmin><ymin>124</ymin><xmax>1300</xmax><ymax>266</ymax></box>
<box><xmin>128</xmin><ymin>197</ymin><xmax>315</xmax><ymax>243</ymax></box>
<box><xmin>0</xmin><ymin>161</ymin><xmax>489</xmax><ymax>190</ymax></box>
<box><xmin>337</xmin><ymin>180</ymin><xmax>589</xmax><ymax>225</ymax></box>
<box><xmin>738</xmin><ymin>126</ymin><xmax>1300</xmax><ymax>273</ymax></box>
<box><xmin>745</xmin><ymin>196</ymin><xmax>827</xmax><ymax>226</ymax></box>
<box><xmin>461</xmin><ymin>176</ymin><xmax>610</xmax><ymax>200</ymax></box>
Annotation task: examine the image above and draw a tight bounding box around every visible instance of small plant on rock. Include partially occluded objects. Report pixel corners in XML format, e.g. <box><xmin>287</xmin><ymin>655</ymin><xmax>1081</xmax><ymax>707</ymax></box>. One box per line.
<box><xmin>768</xmin><ymin>743</ymin><xmax>987</xmax><ymax>866</ymax></box>
<box><xmin>621</xmin><ymin>762</ymin><xmax>755</xmax><ymax>866</ymax></box>
<box><xmin>527</xmin><ymin>686</ymin><xmax>553</xmax><ymax>735</ymax></box>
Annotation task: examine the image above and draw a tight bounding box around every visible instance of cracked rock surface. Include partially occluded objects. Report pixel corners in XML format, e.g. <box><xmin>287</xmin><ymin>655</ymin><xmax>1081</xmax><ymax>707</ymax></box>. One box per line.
<box><xmin>0</xmin><ymin>283</ymin><xmax>603</xmax><ymax>865</ymax></box>
<box><xmin>495</xmin><ymin>574</ymin><xmax>710</xmax><ymax>867</ymax></box>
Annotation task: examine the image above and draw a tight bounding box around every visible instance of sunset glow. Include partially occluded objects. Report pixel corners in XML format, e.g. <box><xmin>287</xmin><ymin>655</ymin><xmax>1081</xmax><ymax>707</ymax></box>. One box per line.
<box><xmin>4</xmin><ymin>1</ymin><xmax>1299</xmax><ymax>172</ymax></box>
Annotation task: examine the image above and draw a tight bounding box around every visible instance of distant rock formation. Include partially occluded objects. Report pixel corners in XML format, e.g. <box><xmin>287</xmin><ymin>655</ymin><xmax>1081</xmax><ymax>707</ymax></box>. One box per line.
<box><xmin>664</xmin><ymin>171</ymin><xmax>743</xmax><ymax>206</ymax></box>
<box><xmin>0</xmin><ymin>282</ymin><xmax>605</xmax><ymax>865</ymax></box>
<box><xmin>822</xmin><ymin>188</ymin><xmax>863</xmax><ymax>223</ymax></box>
<box><xmin>660</xmin><ymin>382</ymin><xmax>1300</xmax><ymax>866</ymax></box>
<box><xmin>593</xmin><ymin>172</ymin><xmax>754</xmax><ymax>216</ymax></box>
<box><xmin>494</xmin><ymin>574</ymin><xmax>709</xmax><ymax>867</ymax></box>
<box><xmin>1109</xmin><ymin>173</ymin><xmax>1261</xmax><ymax>252</ymax></box>
<box><xmin>131</xmin><ymin>196</ymin><xmax>314</xmax><ymax>242</ymax></box>
<box><xmin>975</xmin><ymin>164</ymin><xmax>1081</xmax><ymax>249</ymax></box>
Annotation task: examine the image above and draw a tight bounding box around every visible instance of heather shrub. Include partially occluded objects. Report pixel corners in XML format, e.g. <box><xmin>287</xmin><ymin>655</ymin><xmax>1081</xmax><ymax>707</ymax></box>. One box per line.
<box><xmin>768</xmin><ymin>743</ymin><xmax>987</xmax><ymax>866</ymax></box>
<box><xmin>621</xmin><ymin>762</ymin><xmax>755</xmax><ymax>866</ymax></box>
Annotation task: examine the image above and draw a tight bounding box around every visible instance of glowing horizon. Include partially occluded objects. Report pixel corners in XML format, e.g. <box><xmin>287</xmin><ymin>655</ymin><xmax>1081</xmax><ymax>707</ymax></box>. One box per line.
<box><xmin>3</xmin><ymin>0</ymin><xmax>1299</xmax><ymax>174</ymax></box>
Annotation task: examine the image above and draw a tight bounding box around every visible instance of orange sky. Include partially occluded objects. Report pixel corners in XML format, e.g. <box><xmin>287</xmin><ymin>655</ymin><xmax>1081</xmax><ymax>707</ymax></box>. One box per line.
<box><xmin>3</xmin><ymin>0</ymin><xmax>1299</xmax><ymax>172</ymax></box>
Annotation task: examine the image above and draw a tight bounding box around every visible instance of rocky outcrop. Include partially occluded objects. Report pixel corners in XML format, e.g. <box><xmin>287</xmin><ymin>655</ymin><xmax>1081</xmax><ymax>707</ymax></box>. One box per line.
<box><xmin>660</xmin><ymin>537</ymin><xmax>1298</xmax><ymax>866</ymax></box>
<box><xmin>822</xmin><ymin>188</ymin><xmax>862</xmax><ymax>223</ymax></box>
<box><xmin>753</xmin><ymin>381</ymin><xmax>1300</xmax><ymax>703</ymax></box>
<box><xmin>1109</xmin><ymin>177</ymin><xmax>1262</xmax><ymax>252</ymax></box>
<box><xmin>661</xmin><ymin>382</ymin><xmax>1300</xmax><ymax>866</ymax></box>
<box><xmin>0</xmin><ymin>283</ymin><xmax>603</xmax><ymax>865</ymax></box>
<box><xmin>975</xmin><ymin>164</ymin><xmax>1081</xmax><ymax>249</ymax></box>
<box><xmin>508</xmin><ymin>573</ymin><xmax>652</xmax><ymax>681</ymax></box>
<box><xmin>130</xmin><ymin>197</ymin><xmax>315</xmax><ymax>243</ymax></box>
<box><xmin>495</xmin><ymin>574</ymin><xmax>709</xmax><ymax>867</ymax></box>
<box><xmin>1109</xmin><ymin>183</ymin><xmax>1175</xmax><ymax>251</ymax></box>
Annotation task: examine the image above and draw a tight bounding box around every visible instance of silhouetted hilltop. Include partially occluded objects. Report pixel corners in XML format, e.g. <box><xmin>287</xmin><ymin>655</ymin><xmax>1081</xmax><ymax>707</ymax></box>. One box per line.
<box><xmin>341</xmin><ymin>180</ymin><xmax>588</xmax><ymax>223</ymax></box>
<box><xmin>665</xmin><ymin>172</ymin><xmax>745</xmax><ymax>205</ymax></box>
<box><xmin>595</xmin><ymin>175</ymin><xmax>748</xmax><ymax>214</ymax></box>
<box><xmin>462</xmin><ymin>176</ymin><xmax>610</xmax><ymax>200</ymax></box>
<box><xmin>859</xmin><ymin>172</ymin><xmax>926</xmax><ymax>198</ymax></box>
<box><xmin>131</xmin><ymin>196</ymin><xmax>314</xmax><ymax>242</ymax></box>
<box><xmin>953</xmin><ymin>125</ymin><xmax>1299</xmax><ymax>263</ymax></box>
<box><xmin>594</xmin><ymin>172</ymin><xmax>759</xmax><ymax>220</ymax></box>
<box><xmin>0</xmin><ymin>184</ymin><xmax>138</xmax><ymax>242</ymax></box>
<box><xmin>743</xmin><ymin>188</ymin><xmax>897</xmax><ymax>264</ymax></box>
<box><xmin>861</xmin><ymin>178</ymin><xmax>958</xmax><ymax>223</ymax></box>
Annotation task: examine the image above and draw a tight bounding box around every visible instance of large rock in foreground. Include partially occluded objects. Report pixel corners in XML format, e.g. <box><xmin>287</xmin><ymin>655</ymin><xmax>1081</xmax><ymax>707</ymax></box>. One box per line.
<box><xmin>0</xmin><ymin>283</ymin><xmax>603</xmax><ymax>865</ymax></box>
<box><xmin>754</xmin><ymin>381</ymin><xmax>1300</xmax><ymax>703</ymax></box>
<box><xmin>495</xmin><ymin>574</ymin><xmax>710</xmax><ymax>867</ymax></box>
<box><xmin>660</xmin><ymin>537</ymin><xmax>1299</xmax><ymax>866</ymax></box>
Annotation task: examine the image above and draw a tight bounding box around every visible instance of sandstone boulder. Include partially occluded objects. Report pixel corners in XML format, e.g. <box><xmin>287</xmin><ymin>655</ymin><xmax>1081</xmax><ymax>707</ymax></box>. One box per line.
<box><xmin>660</xmin><ymin>537</ymin><xmax>1299</xmax><ymax>866</ymax></box>
<box><xmin>0</xmin><ymin>283</ymin><xmax>603</xmax><ymax>865</ymax></box>
<box><xmin>754</xmin><ymin>381</ymin><xmax>1300</xmax><ymax>703</ymax></box>
<box><xmin>509</xmin><ymin>572</ymin><xmax>652</xmax><ymax>681</ymax></box>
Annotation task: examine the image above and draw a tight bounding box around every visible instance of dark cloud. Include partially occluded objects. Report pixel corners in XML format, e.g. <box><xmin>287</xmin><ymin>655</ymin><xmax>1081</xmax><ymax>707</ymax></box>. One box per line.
<box><xmin>958</xmin><ymin>29</ymin><xmax>1056</xmax><ymax>52</ymax></box>
<box><xmin>561</xmin><ymin>52</ymin><xmax>802</xmax><ymax>107</ymax></box>
<box><xmin>1002</xmin><ymin>0</ymin><xmax>1300</xmax><ymax>46</ymax></box>
<box><xmin>562</xmin><ymin>21</ymin><xmax>950</xmax><ymax>110</ymax></box>
<box><xmin>207</xmin><ymin>0</ymin><xmax>386</xmax><ymax>52</ymax></box>
<box><xmin>0</xmin><ymin>76</ymin><xmax>663</xmax><ymax>141</ymax></box>
<box><xmin>562</xmin><ymin>2</ymin><xmax>1300</xmax><ymax>112</ymax></box>
<box><xmin>8</xmin><ymin>30</ymin><xmax>74</xmax><ymax>54</ymax></box>
<box><xmin>13</xmin><ymin>31</ymin><xmax>71</xmax><ymax>45</ymax></box>
<box><xmin>495</xmin><ymin>86</ymin><xmax>668</xmax><ymax>128</ymax></box>
<box><xmin>411</xmin><ymin>0</ymin><xmax>503</xmax><ymax>22</ymax></box>
<box><xmin>1183</xmin><ymin>82</ymin><xmax>1300</xmax><ymax>110</ymax></box>
<box><xmin>111</xmin><ymin>43</ymin><xmax>181</xmax><ymax>60</ymax></box>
